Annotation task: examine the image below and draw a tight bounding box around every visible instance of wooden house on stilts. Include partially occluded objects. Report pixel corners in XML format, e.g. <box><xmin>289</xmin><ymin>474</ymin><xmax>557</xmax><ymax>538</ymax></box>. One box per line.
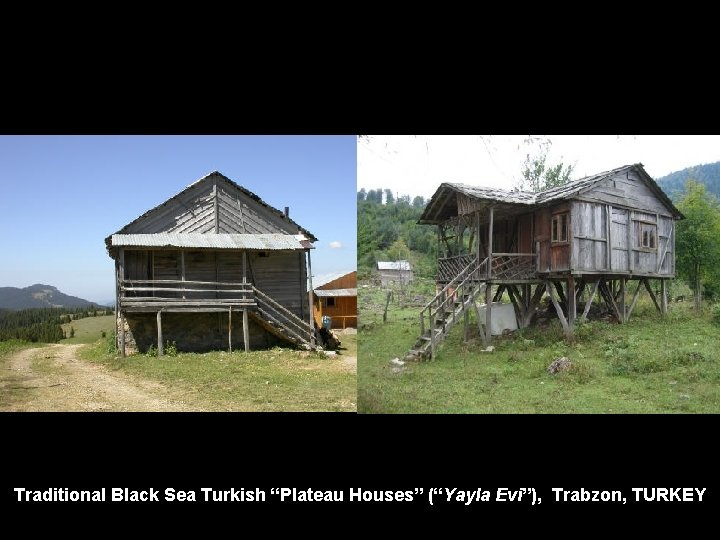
<box><xmin>411</xmin><ymin>164</ymin><xmax>683</xmax><ymax>360</ymax></box>
<box><xmin>105</xmin><ymin>171</ymin><xmax>317</xmax><ymax>356</ymax></box>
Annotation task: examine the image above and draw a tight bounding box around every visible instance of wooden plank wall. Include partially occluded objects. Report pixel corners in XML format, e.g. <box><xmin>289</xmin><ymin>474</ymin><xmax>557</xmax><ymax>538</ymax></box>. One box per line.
<box><xmin>217</xmin><ymin>181</ymin><xmax>299</xmax><ymax>235</ymax></box>
<box><xmin>610</xmin><ymin>207</ymin><xmax>629</xmax><ymax>271</ymax></box>
<box><xmin>123</xmin><ymin>182</ymin><xmax>216</xmax><ymax>234</ymax></box>
<box><xmin>317</xmin><ymin>271</ymin><xmax>357</xmax><ymax>290</ymax></box>
<box><xmin>534</xmin><ymin>207</ymin><xmax>551</xmax><ymax>272</ymax></box>
<box><xmin>571</xmin><ymin>201</ymin><xmax>608</xmax><ymax>271</ymax></box>
<box><xmin>577</xmin><ymin>171</ymin><xmax>669</xmax><ymax>215</ymax></box>
<box><xmin>250</xmin><ymin>251</ymin><xmax>308</xmax><ymax>318</ymax></box>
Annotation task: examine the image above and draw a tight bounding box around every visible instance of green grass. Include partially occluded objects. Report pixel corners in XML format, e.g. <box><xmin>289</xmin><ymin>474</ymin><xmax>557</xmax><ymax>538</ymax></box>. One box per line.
<box><xmin>81</xmin><ymin>338</ymin><xmax>356</xmax><ymax>412</ymax></box>
<box><xmin>0</xmin><ymin>339</ymin><xmax>45</xmax><ymax>409</ymax></box>
<box><xmin>62</xmin><ymin>315</ymin><xmax>115</xmax><ymax>344</ymax></box>
<box><xmin>359</xmin><ymin>294</ymin><xmax>720</xmax><ymax>413</ymax></box>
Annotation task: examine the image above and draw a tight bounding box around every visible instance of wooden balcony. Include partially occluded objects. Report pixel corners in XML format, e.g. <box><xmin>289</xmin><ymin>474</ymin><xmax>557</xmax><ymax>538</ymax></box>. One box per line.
<box><xmin>119</xmin><ymin>279</ymin><xmax>255</xmax><ymax>312</ymax></box>
<box><xmin>437</xmin><ymin>253</ymin><xmax>537</xmax><ymax>283</ymax></box>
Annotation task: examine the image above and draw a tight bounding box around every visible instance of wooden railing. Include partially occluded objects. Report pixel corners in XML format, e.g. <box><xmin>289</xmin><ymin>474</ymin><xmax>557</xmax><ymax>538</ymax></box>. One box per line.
<box><xmin>437</xmin><ymin>255</ymin><xmax>475</xmax><ymax>282</ymax></box>
<box><xmin>490</xmin><ymin>253</ymin><xmax>537</xmax><ymax>280</ymax></box>
<box><xmin>253</xmin><ymin>286</ymin><xmax>314</xmax><ymax>345</ymax></box>
<box><xmin>120</xmin><ymin>279</ymin><xmax>254</xmax><ymax>308</ymax></box>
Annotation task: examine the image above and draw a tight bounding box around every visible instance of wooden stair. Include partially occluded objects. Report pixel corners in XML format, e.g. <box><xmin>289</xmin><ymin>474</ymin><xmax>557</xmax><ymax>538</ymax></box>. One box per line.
<box><xmin>410</xmin><ymin>257</ymin><xmax>487</xmax><ymax>360</ymax></box>
<box><xmin>251</xmin><ymin>286</ymin><xmax>316</xmax><ymax>349</ymax></box>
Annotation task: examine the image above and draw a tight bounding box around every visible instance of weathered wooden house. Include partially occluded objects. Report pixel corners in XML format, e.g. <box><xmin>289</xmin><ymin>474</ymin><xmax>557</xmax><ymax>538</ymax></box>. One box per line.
<box><xmin>312</xmin><ymin>271</ymin><xmax>357</xmax><ymax>329</ymax></box>
<box><xmin>377</xmin><ymin>261</ymin><xmax>413</xmax><ymax>287</ymax></box>
<box><xmin>411</xmin><ymin>163</ymin><xmax>683</xmax><ymax>359</ymax></box>
<box><xmin>105</xmin><ymin>171</ymin><xmax>318</xmax><ymax>356</ymax></box>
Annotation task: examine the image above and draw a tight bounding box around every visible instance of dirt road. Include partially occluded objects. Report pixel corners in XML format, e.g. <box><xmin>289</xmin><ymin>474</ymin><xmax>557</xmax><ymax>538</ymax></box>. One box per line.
<box><xmin>2</xmin><ymin>344</ymin><xmax>200</xmax><ymax>412</ymax></box>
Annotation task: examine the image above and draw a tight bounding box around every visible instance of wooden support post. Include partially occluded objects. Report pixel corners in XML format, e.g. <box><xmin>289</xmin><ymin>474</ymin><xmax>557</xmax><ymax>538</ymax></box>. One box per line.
<box><xmin>157</xmin><ymin>310</ymin><xmax>163</xmax><ymax>356</ymax></box>
<box><xmin>180</xmin><ymin>250</ymin><xmax>186</xmax><ymax>299</ymax></box>
<box><xmin>485</xmin><ymin>283</ymin><xmax>493</xmax><ymax>345</ymax></box>
<box><xmin>487</xmin><ymin>206</ymin><xmax>494</xmax><ymax>279</ymax></box>
<box><xmin>581</xmin><ymin>280</ymin><xmax>600</xmax><ymax>322</ymax></box>
<box><xmin>506</xmin><ymin>285</ymin><xmax>523</xmax><ymax>326</ymax></box>
<box><xmin>463</xmin><ymin>307</ymin><xmax>469</xmax><ymax>342</ymax></box>
<box><xmin>119</xmin><ymin>313</ymin><xmax>125</xmax><ymax>357</ymax></box>
<box><xmin>546</xmin><ymin>281</ymin><xmax>570</xmax><ymax>336</ymax></box>
<box><xmin>607</xmin><ymin>205</ymin><xmax>613</xmax><ymax>270</ymax></box>
<box><xmin>567</xmin><ymin>276</ymin><xmax>576</xmax><ymax>332</ymax></box>
<box><xmin>599</xmin><ymin>280</ymin><xmax>622</xmax><ymax>322</ymax></box>
<box><xmin>642</xmin><ymin>278</ymin><xmax>661</xmax><ymax>313</ymax></box>
<box><xmin>493</xmin><ymin>285</ymin><xmax>505</xmax><ymax>303</ymax></box>
<box><xmin>243</xmin><ymin>309</ymin><xmax>250</xmax><ymax>352</ymax></box>
<box><xmin>619</xmin><ymin>278</ymin><xmax>626</xmax><ymax>323</ymax></box>
<box><xmin>228</xmin><ymin>307</ymin><xmax>232</xmax><ymax>353</ymax></box>
<box><xmin>626</xmin><ymin>280</ymin><xmax>643</xmax><ymax>321</ymax></box>
<box><xmin>660</xmin><ymin>279</ymin><xmax>667</xmax><ymax>314</ymax></box>
<box><xmin>306</xmin><ymin>250</ymin><xmax>315</xmax><ymax>346</ymax></box>
<box><xmin>524</xmin><ymin>283</ymin><xmax>546</xmax><ymax>327</ymax></box>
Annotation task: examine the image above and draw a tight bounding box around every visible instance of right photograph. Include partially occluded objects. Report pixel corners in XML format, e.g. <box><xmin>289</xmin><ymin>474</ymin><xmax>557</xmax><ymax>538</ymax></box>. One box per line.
<box><xmin>357</xmin><ymin>135</ymin><xmax>720</xmax><ymax>413</ymax></box>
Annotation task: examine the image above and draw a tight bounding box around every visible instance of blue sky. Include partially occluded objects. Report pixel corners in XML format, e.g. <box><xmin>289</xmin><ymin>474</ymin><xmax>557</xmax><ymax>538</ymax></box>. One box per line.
<box><xmin>0</xmin><ymin>135</ymin><xmax>356</xmax><ymax>304</ymax></box>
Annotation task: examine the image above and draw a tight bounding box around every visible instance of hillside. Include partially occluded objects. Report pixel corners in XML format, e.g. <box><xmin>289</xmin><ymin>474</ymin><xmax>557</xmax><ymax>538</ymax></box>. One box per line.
<box><xmin>656</xmin><ymin>161</ymin><xmax>720</xmax><ymax>200</ymax></box>
<box><xmin>0</xmin><ymin>284</ymin><xmax>99</xmax><ymax>310</ymax></box>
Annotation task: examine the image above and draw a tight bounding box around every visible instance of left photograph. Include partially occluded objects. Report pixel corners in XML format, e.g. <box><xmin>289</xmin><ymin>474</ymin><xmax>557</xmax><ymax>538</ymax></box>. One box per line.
<box><xmin>0</xmin><ymin>135</ymin><xmax>357</xmax><ymax>412</ymax></box>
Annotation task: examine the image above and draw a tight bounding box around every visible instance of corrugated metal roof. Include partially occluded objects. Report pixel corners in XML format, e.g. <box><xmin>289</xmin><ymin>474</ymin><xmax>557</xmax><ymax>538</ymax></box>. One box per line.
<box><xmin>111</xmin><ymin>233</ymin><xmax>306</xmax><ymax>250</ymax></box>
<box><xmin>314</xmin><ymin>288</ymin><xmax>357</xmax><ymax>297</ymax></box>
<box><xmin>377</xmin><ymin>261</ymin><xmax>412</xmax><ymax>271</ymax></box>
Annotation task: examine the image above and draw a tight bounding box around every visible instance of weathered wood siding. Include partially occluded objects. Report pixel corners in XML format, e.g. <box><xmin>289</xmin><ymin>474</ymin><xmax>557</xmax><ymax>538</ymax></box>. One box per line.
<box><xmin>317</xmin><ymin>271</ymin><xmax>357</xmax><ymax>290</ymax></box>
<box><xmin>119</xmin><ymin>174</ymin><xmax>300</xmax><ymax>236</ymax></box>
<box><xmin>517</xmin><ymin>213</ymin><xmax>533</xmax><ymax>254</ymax></box>
<box><xmin>550</xmin><ymin>203</ymin><xmax>570</xmax><ymax>272</ymax></box>
<box><xmin>378</xmin><ymin>269</ymin><xmax>414</xmax><ymax>287</ymax></box>
<box><xmin>577</xmin><ymin>170</ymin><xmax>672</xmax><ymax>217</ymax></box>
<box><xmin>534</xmin><ymin>207</ymin><xmax>551</xmax><ymax>272</ymax></box>
<box><xmin>249</xmin><ymin>251</ymin><xmax>308</xmax><ymax>318</ymax></box>
<box><xmin>571</xmin><ymin>201</ymin><xmax>608</xmax><ymax>272</ymax></box>
<box><xmin>570</xmin><ymin>201</ymin><xmax>674</xmax><ymax>276</ymax></box>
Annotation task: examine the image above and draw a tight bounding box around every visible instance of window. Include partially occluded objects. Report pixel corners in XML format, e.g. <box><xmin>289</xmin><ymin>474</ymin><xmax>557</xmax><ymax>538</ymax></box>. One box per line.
<box><xmin>324</xmin><ymin>297</ymin><xmax>336</xmax><ymax>307</ymax></box>
<box><xmin>551</xmin><ymin>213</ymin><xmax>568</xmax><ymax>243</ymax></box>
<box><xmin>639</xmin><ymin>223</ymin><xmax>657</xmax><ymax>249</ymax></box>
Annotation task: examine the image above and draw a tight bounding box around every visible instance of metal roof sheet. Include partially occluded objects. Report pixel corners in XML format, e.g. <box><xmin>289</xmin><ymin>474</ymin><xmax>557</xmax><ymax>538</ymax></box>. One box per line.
<box><xmin>111</xmin><ymin>233</ymin><xmax>307</xmax><ymax>250</ymax></box>
<box><xmin>313</xmin><ymin>288</ymin><xmax>357</xmax><ymax>297</ymax></box>
<box><xmin>377</xmin><ymin>261</ymin><xmax>412</xmax><ymax>271</ymax></box>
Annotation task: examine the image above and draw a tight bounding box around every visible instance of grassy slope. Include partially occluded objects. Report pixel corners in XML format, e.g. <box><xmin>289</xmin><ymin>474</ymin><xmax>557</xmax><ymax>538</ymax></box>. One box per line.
<box><xmin>62</xmin><ymin>315</ymin><xmax>115</xmax><ymax>344</ymax></box>
<box><xmin>359</xmin><ymin>290</ymin><xmax>720</xmax><ymax>413</ymax></box>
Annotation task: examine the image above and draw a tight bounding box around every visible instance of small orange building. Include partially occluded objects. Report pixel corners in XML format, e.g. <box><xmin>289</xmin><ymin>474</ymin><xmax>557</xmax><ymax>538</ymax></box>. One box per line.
<box><xmin>312</xmin><ymin>271</ymin><xmax>357</xmax><ymax>329</ymax></box>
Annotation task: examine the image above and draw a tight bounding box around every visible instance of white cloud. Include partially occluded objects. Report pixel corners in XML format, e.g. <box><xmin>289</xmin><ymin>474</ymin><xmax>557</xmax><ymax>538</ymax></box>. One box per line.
<box><xmin>329</xmin><ymin>241</ymin><xmax>342</xmax><ymax>249</ymax></box>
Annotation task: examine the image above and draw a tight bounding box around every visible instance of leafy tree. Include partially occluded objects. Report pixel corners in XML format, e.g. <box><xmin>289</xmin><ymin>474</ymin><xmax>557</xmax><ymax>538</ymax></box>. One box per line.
<box><xmin>384</xmin><ymin>189</ymin><xmax>395</xmax><ymax>205</ymax></box>
<box><xmin>387</xmin><ymin>238</ymin><xmax>411</xmax><ymax>261</ymax></box>
<box><xmin>412</xmin><ymin>196</ymin><xmax>425</xmax><ymax>208</ymax></box>
<box><xmin>357</xmin><ymin>188</ymin><xmax>366</xmax><ymax>202</ymax></box>
<box><xmin>516</xmin><ymin>136</ymin><xmax>575</xmax><ymax>192</ymax></box>
<box><xmin>675</xmin><ymin>180</ymin><xmax>720</xmax><ymax>310</ymax></box>
<box><xmin>69</xmin><ymin>326</ymin><xmax>75</xmax><ymax>338</ymax></box>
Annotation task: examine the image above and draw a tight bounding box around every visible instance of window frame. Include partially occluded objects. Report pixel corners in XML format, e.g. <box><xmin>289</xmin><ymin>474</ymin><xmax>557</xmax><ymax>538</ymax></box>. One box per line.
<box><xmin>551</xmin><ymin>212</ymin><xmax>569</xmax><ymax>244</ymax></box>
<box><xmin>638</xmin><ymin>222</ymin><xmax>657</xmax><ymax>250</ymax></box>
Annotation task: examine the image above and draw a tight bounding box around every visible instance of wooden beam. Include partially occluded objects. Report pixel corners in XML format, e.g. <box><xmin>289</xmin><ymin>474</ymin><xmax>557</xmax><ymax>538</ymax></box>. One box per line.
<box><xmin>243</xmin><ymin>309</ymin><xmax>250</xmax><ymax>352</ymax></box>
<box><xmin>660</xmin><ymin>279</ymin><xmax>667</xmax><ymax>314</ymax></box>
<box><xmin>157</xmin><ymin>310</ymin><xmax>163</xmax><ymax>356</ymax></box>
<box><xmin>545</xmin><ymin>281</ymin><xmax>570</xmax><ymax>335</ymax></box>
<box><xmin>628</xmin><ymin>210</ymin><xmax>633</xmax><ymax>273</ymax></box>
<box><xmin>213</xmin><ymin>177</ymin><xmax>219</xmax><ymax>233</ymax></box>
<box><xmin>619</xmin><ymin>278</ymin><xmax>626</xmax><ymax>323</ymax></box>
<box><xmin>493</xmin><ymin>285</ymin><xmax>505</xmax><ymax>303</ymax></box>
<box><xmin>485</xmin><ymin>283</ymin><xmax>493</xmax><ymax>344</ymax></box>
<box><xmin>306</xmin><ymin>250</ymin><xmax>315</xmax><ymax>346</ymax></box>
<box><xmin>626</xmin><ymin>280</ymin><xmax>643</xmax><ymax>321</ymax></box>
<box><xmin>119</xmin><ymin>312</ymin><xmax>126</xmax><ymax>357</ymax></box>
<box><xmin>180</xmin><ymin>250</ymin><xmax>186</xmax><ymax>299</ymax></box>
<box><xmin>580</xmin><ymin>280</ymin><xmax>600</xmax><ymax>322</ymax></box>
<box><xmin>299</xmin><ymin>252</ymin><xmax>305</xmax><ymax>321</ymax></box>
<box><xmin>656</xmin><ymin>222</ymin><xmax>671</xmax><ymax>273</ymax></box>
<box><xmin>524</xmin><ymin>283</ymin><xmax>546</xmax><ymax>327</ymax></box>
<box><xmin>567</xmin><ymin>276</ymin><xmax>576</xmax><ymax>332</ymax></box>
<box><xmin>487</xmin><ymin>206</ymin><xmax>494</xmax><ymax>279</ymax></box>
<box><xmin>642</xmin><ymin>278</ymin><xmax>661</xmax><ymax>313</ymax></box>
<box><xmin>554</xmin><ymin>281</ymin><xmax>567</xmax><ymax>310</ymax></box>
<box><xmin>607</xmin><ymin>205</ymin><xmax>613</xmax><ymax>270</ymax></box>
<box><xmin>228</xmin><ymin>307</ymin><xmax>232</xmax><ymax>353</ymax></box>
<box><xmin>506</xmin><ymin>285</ymin><xmax>523</xmax><ymax>326</ymax></box>
<box><xmin>598</xmin><ymin>280</ymin><xmax>622</xmax><ymax>322</ymax></box>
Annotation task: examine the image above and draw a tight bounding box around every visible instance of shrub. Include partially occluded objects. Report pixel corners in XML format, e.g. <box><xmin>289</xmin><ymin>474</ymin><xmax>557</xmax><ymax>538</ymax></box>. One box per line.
<box><xmin>165</xmin><ymin>341</ymin><xmax>178</xmax><ymax>357</ymax></box>
<box><xmin>145</xmin><ymin>344</ymin><xmax>158</xmax><ymax>357</ymax></box>
<box><xmin>711</xmin><ymin>304</ymin><xmax>720</xmax><ymax>326</ymax></box>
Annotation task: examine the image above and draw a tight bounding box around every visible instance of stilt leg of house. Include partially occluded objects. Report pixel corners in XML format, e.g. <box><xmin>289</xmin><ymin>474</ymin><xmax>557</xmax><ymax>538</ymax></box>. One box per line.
<box><xmin>642</xmin><ymin>278</ymin><xmax>662</xmax><ymax>314</ymax></box>
<box><xmin>546</xmin><ymin>280</ymin><xmax>570</xmax><ymax>336</ymax></box>
<box><xmin>619</xmin><ymin>278</ymin><xmax>626</xmax><ymax>323</ymax></box>
<box><xmin>485</xmin><ymin>283</ymin><xmax>493</xmax><ymax>345</ymax></box>
<box><xmin>567</xmin><ymin>276</ymin><xmax>576</xmax><ymax>332</ymax></box>
<box><xmin>228</xmin><ymin>307</ymin><xmax>232</xmax><ymax>353</ymax></box>
<box><xmin>581</xmin><ymin>279</ymin><xmax>600</xmax><ymax>322</ymax></box>
<box><xmin>463</xmin><ymin>307</ymin><xmax>469</xmax><ymax>342</ymax></box>
<box><xmin>660</xmin><ymin>279</ymin><xmax>668</xmax><ymax>314</ymax></box>
<box><xmin>242</xmin><ymin>309</ymin><xmax>250</xmax><ymax>352</ymax></box>
<box><xmin>626</xmin><ymin>279</ymin><xmax>643</xmax><ymax>321</ymax></box>
<box><xmin>119</xmin><ymin>312</ymin><xmax>125</xmax><ymax>357</ymax></box>
<box><xmin>157</xmin><ymin>311</ymin><xmax>163</xmax><ymax>356</ymax></box>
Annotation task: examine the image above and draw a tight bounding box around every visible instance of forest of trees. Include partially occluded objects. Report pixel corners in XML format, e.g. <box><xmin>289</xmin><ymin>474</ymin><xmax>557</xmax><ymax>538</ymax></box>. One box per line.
<box><xmin>0</xmin><ymin>306</ymin><xmax>113</xmax><ymax>343</ymax></box>
<box><xmin>656</xmin><ymin>161</ymin><xmax>720</xmax><ymax>201</ymax></box>
<box><xmin>357</xmin><ymin>191</ymin><xmax>436</xmax><ymax>279</ymax></box>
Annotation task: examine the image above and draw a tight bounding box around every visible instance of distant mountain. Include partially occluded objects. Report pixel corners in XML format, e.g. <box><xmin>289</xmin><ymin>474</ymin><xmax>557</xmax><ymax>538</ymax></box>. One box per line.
<box><xmin>0</xmin><ymin>284</ymin><xmax>99</xmax><ymax>310</ymax></box>
<box><xmin>656</xmin><ymin>161</ymin><xmax>720</xmax><ymax>201</ymax></box>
